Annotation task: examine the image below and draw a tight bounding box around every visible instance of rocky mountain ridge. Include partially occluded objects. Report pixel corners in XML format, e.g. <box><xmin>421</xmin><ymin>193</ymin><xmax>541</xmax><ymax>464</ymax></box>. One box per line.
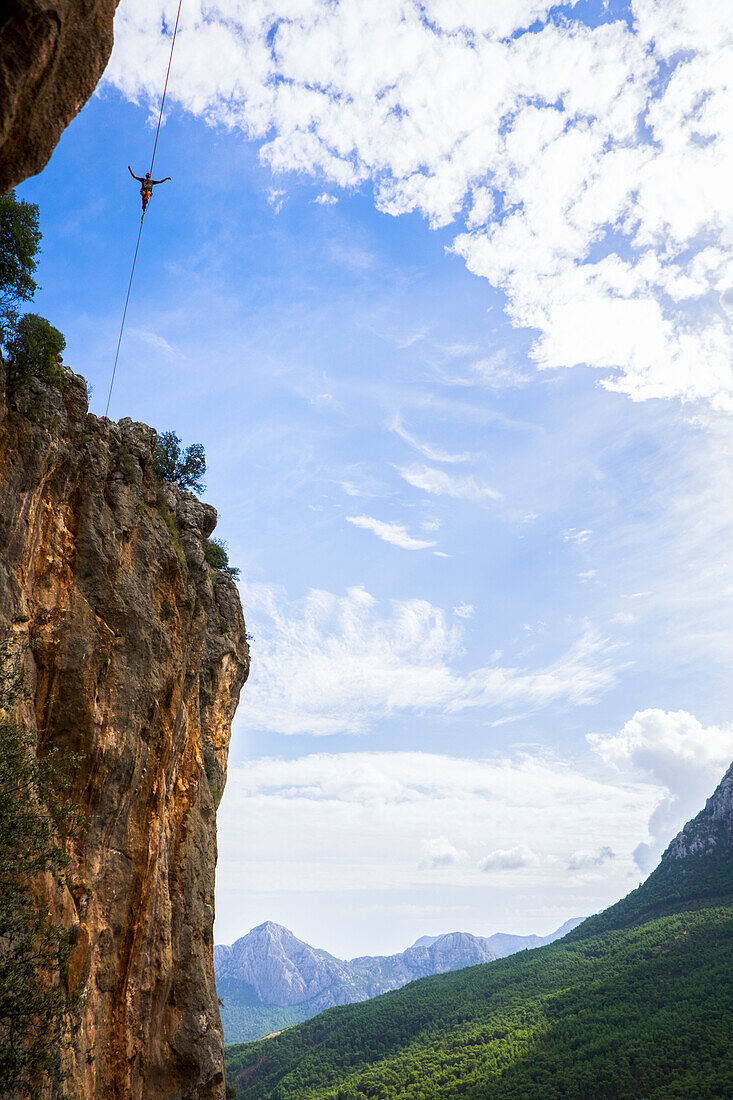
<box><xmin>214</xmin><ymin>917</ymin><xmax>580</xmax><ymax>1043</ymax></box>
<box><xmin>567</xmin><ymin>759</ymin><xmax>733</xmax><ymax>943</ymax></box>
<box><xmin>665</xmin><ymin>759</ymin><xmax>733</xmax><ymax>861</ymax></box>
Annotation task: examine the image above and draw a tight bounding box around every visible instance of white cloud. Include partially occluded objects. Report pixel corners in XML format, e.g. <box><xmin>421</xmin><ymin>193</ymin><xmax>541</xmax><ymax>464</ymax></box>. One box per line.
<box><xmin>612</xmin><ymin>611</ymin><xmax>638</xmax><ymax>625</ymax></box>
<box><xmin>346</xmin><ymin>514</ymin><xmax>436</xmax><ymax>550</ymax></box>
<box><xmin>135</xmin><ymin>329</ymin><xmax>181</xmax><ymax>357</ymax></box>
<box><xmin>389</xmin><ymin>414</ymin><xmax>474</xmax><ymax>463</ymax></box>
<box><xmin>588</xmin><ymin>709</ymin><xmax>733</xmax><ymax>869</ymax></box>
<box><xmin>220</xmin><ymin>749</ymin><xmax>660</xmax><ymax>889</ymax></box>
<box><xmin>108</xmin><ymin>1</ymin><xmax>733</xmax><ymax>408</ymax></box>
<box><xmin>564</xmin><ymin>528</ymin><xmax>593</xmax><ymax>545</ymax></box>
<box><xmin>398</xmin><ymin>463</ymin><xmax>502</xmax><ymax>502</ymax></box>
<box><xmin>314</xmin><ymin>192</ymin><xmax>338</xmax><ymax>205</ymax></box>
<box><xmin>238</xmin><ymin>583</ymin><xmax>619</xmax><ymax>736</ymax></box>
<box><xmin>453</xmin><ymin>602</ymin><xmax>475</xmax><ymax>619</ymax></box>
<box><xmin>467</xmin><ymin>356</ymin><xmax>528</xmax><ymax>391</ymax></box>
<box><xmin>340</xmin><ymin>480</ymin><xmax>368</xmax><ymax>497</ymax></box>
<box><xmin>267</xmin><ymin>187</ymin><xmax>286</xmax><ymax>214</ymax></box>
<box><xmin>420</xmin><ymin>836</ymin><xmax>468</xmax><ymax>869</ymax></box>
<box><xmin>567</xmin><ymin>845</ymin><xmax>615</xmax><ymax>872</ymax></box>
<box><xmin>479</xmin><ymin>844</ymin><xmax>539</xmax><ymax>871</ymax></box>
<box><xmin>329</xmin><ymin>239</ymin><xmax>376</xmax><ymax>271</ymax></box>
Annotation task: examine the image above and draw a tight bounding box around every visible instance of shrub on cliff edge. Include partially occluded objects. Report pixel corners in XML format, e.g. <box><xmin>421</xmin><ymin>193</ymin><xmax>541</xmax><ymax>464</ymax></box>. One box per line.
<box><xmin>205</xmin><ymin>538</ymin><xmax>240</xmax><ymax>579</ymax></box>
<box><xmin>153</xmin><ymin>429</ymin><xmax>207</xmax><ymax>494</ymax></box>
<box><xmin>5</xmin><ymin>312</ymin><xmax>65</xmax><ymax>387</ymax></box>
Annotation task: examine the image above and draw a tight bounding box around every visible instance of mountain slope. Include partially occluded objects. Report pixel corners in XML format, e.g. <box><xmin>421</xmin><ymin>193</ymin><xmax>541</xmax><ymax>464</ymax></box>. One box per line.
<box><xmin>225</xmin><ymin>762</ymin><xmax>733</xmax><ymax>1099</ymax></box>
<box><xmin>566</xmin><ymin>760</ymin><xmax>733</xmax><ymax>942</ymax></box>
<box><xmin>216</xmin><ymin>921</ymin><xmax>578</xmax><ymax>1043</ymax></box>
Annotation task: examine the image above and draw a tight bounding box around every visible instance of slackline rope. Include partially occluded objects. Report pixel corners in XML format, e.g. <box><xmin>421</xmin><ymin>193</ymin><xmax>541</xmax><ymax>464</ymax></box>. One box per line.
<box><xmin>104</xmin><ymin>0</ymin><xmax>183</xmax><ymax>418</ymax></box>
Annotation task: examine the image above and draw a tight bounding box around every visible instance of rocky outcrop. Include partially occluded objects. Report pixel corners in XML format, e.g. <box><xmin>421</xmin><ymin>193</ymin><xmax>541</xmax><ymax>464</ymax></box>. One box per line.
<box><xmin>0</xmin><ymin>0</ymin><xmax>119</xmax><ymax>194</ymax></box>
<box><xmin>568</xmin><ymin>761</ymin><xmax>733</xmax><ymax>942</ymax></box>
<box><xmin>0</xmin><ymin>361</ymin><xmax>249</xmax><ymax>1098</ymax></box>
<box><xmin>665</xmin><ymin>761</ymin><xmax>733</xmax><ymax>861</ymax></box>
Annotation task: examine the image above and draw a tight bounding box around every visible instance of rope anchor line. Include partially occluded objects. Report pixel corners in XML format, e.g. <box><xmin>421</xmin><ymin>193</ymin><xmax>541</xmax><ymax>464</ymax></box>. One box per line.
<box><xmin>104</xmin><ymin>0</ymin><xmax>183</xmax><ymax>418</ymax></box>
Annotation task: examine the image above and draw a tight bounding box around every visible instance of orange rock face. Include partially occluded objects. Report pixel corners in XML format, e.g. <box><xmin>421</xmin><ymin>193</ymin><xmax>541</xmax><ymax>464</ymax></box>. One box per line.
<box><xmin>0</xmin><ymin>362</ymin><xmax>249</xmax><ymax>1099</ymax></box>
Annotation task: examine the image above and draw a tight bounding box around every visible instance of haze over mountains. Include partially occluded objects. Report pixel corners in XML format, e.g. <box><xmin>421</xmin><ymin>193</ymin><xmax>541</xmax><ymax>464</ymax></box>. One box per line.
<box><xmin>226</xmin><ymin>760</ymin><xmax>733</xmax><ymax>1098</ymax></box>
<box><xmin>215</xmin><ymin>918</ymin><xmax>581</xmax><ymax>1043</ymax></box>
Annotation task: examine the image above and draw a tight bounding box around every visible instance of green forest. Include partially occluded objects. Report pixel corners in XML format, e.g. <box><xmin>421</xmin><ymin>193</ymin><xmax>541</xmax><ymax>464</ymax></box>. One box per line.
<box><xmin>225</xmin><ymin>793</ymin><xmax>733</xmax><ymax>1100</ymax></box>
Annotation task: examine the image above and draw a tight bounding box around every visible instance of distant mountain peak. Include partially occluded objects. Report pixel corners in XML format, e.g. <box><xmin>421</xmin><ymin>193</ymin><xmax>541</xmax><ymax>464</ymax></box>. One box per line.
<box><xmin>250</xmin><ymin>921</ymin><xmax>297</xmax><ymax>939</ymax></box>
<box><xmin>216</xmin><ymin>919</ymin><xmax>579</xmax><ymax>1043</ymax></box>
<box><xmin>411</xmin><ymin>935</ymin><xmax>439</xmax><ymax>949</ymax></box>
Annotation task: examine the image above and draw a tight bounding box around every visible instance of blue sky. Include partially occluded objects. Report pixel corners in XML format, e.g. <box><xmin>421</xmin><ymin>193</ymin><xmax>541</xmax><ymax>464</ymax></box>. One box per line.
<box><xmin>18</xmin><ymin>0</ymin><xmax>733</xmax><ymax>957</ymax></box>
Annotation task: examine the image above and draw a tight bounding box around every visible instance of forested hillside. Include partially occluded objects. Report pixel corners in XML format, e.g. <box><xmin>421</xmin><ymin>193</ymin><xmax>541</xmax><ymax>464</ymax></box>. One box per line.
<box><xmin>225</xmin><ymin>762</ymin><xmax>733</xmax><ymax>1099</ymax></box>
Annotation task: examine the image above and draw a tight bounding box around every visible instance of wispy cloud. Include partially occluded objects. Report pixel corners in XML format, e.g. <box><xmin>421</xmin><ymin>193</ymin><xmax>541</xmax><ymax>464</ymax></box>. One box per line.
<box><xmin>108</xmin><ymin>2</ymin><xmax>733</xmax><ymax>408</ymax></box>
<box><xmin>398</xmin><ymin>464</ymin><xmax>502</xmax><ymax>502</ymax></box>
<box><xmin>388</xmin><ymin>414</ymin><xmax>474</xmax><ymax>463</ymax></box>
<box><xmin>220</xmin><ymin>749</ymin><xmax>662</xmax><ymax>893</ymax></box>
<box><xmin>237</xmin><ymin>584</ymin><xmax>619</xmax><ymax>736</ymax></box>
<box><xmin>564</xmin><ymin>528</ymin><xmax>593</xmax><ymax>545</ymax></box>
<box><xmin>135</xmin><ymin>330</ymin><xmax>182</xmax><ymax>357</ymax></box>
<box><xmin>267</xmin><ymin>188</ymin><xmax>286</xmax><ymax>214</ymax></box>
<box><xmin>346</xmin><ymin>515</ymin><xmax>437</xmax><ymax>550</ymax></box>
<box><xmin>314</xmin><ymin>192</ymin><xmax>338</xmax><ymax>205</ymax></box>
<box><xmin>329</xmin><ymin>240</ymin><xmax>375</xmax><ymax>271</ymax></box>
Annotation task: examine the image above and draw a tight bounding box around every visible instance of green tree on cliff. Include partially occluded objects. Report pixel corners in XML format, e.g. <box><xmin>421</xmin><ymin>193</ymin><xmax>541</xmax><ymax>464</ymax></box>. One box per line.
<box><xmin>0</xmin><ymin>190</ymin><xmax>66</xmax><ymax>387</ymax></box>
<box><xmin>153</xmin><ymin>429</ymin><xmax>207</xmax><ymax>493</ymax></box>
<box><xmin>0</xmin><ymin>645</ymin><xmax>78</xmax><ymax>1097</ymax></box>
<box><xmin>0</xmin><ymin>190</ymin><xmax>41</xmax><ymax>339</ymax></box>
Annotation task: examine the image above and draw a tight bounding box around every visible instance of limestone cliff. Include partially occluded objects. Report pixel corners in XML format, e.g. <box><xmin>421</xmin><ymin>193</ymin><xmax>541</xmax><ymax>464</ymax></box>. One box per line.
<box><xmin>0</xmin><ymin>360</ymin><xmax>249</xmax><ymax>1098</ymax></box>
<box><xmin>0</xmin><ymin>0</ymin><xmax>119</xmax><ymax>194</ymax></box>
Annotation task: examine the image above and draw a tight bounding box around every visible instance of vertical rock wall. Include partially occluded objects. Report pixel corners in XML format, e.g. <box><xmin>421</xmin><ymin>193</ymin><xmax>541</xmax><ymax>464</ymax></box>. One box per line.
<box><xmin>0</xmin><ymin>362</ymin><xmax>249</xmax><ymax>1099</ymax></box>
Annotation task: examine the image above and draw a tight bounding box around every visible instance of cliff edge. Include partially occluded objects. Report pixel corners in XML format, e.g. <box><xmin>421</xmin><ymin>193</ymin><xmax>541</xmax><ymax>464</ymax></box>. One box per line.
<box><xmin>0</xmin><ymin>360</ymin><xmax>249</xmax><ymax>1099</ymax></box>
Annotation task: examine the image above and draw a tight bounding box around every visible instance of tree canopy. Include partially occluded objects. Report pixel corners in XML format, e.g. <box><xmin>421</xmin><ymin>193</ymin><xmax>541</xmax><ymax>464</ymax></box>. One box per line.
<box><xmin>153</xmin><ymin>430</ymin><xmax>207</xmax><ymax>494</ymax></box>
<box><xmin>0</xmin><ymin>190</ymin><xmax>41</xmax><ymax>336</ymax></box>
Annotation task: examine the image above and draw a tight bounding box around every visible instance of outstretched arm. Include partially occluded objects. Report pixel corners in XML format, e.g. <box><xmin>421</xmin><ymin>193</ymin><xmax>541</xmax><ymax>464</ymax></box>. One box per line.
<box><xmin>151</xmin><ymin>177</ymin><xmax>172</xmax><ymax>185</ymax></box>
<box><xmin>128</xmin><ymin>165</ymin><xmax>144</xmax><ymax>182</ymax></box>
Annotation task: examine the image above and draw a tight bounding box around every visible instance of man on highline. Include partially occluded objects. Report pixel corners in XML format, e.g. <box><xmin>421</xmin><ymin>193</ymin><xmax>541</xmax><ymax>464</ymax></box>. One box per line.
<box><xmin>128</xmin><ymin>166</ymin><xmax>171</xmax><ymax>214</ymax></box>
